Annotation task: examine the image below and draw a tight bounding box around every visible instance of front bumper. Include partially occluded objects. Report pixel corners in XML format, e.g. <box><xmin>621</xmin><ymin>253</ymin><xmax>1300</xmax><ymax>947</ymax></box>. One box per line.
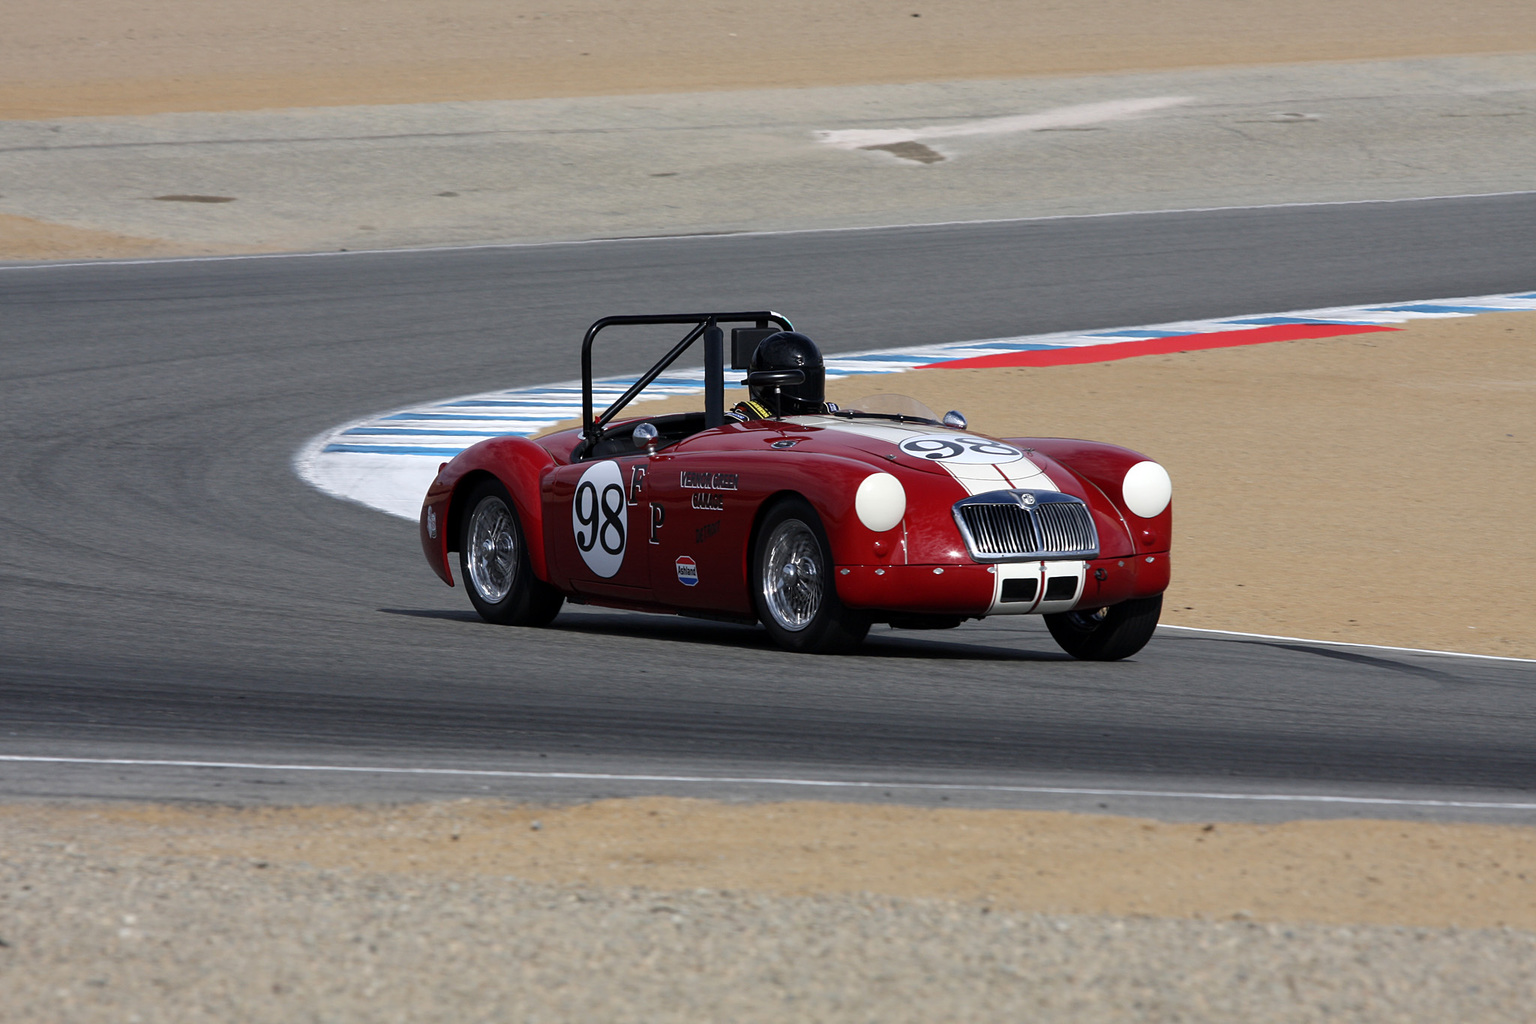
<box><xmin>834</xmin><ymin>552</ymin><xmax>1168</xmax><ymax>618</ymax></box>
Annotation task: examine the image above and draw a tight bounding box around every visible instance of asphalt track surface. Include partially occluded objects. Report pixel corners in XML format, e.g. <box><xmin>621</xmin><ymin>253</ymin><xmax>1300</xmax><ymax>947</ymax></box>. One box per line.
<box><xmin>4</xmin><ymin>193</ymin><xmax>1536</xmax><ymax>822</ymax></box>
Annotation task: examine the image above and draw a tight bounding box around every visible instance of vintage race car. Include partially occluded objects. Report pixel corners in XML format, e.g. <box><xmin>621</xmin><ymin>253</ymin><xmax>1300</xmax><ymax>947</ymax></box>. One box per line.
<box><xmin>420</xmin><ymin>312</ymin><xmax>1171</xmax><ymax>659</ymax></box>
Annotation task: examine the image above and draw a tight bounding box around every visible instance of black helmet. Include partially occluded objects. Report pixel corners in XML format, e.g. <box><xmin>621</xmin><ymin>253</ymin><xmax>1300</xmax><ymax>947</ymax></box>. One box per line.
<box><xmin>749</xmin><ymin>331</ymin><xmax>825</xmax><ymax>415</ymax></box>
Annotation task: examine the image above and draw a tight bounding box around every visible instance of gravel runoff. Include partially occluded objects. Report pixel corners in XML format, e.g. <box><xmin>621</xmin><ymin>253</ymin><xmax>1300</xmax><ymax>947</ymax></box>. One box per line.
<box><xmin>3</xmin><ymin>847</ymin><xmax>1534</xmax><ymax>1023</ymax></box>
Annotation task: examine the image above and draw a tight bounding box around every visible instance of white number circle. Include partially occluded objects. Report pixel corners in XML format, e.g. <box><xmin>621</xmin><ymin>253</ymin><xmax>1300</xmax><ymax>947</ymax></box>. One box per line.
<box><xmin>572</xmin><ymin>461</ymin><xmax>627</xmax><ymax>578</ymax></box>
<box><xmin>898</xmin><ymin>434</ymin><xmax>1025</xmax><ymax>465</ymax></box>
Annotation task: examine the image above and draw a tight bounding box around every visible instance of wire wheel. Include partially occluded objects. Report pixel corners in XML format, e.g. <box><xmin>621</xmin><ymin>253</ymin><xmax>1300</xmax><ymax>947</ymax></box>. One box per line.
<box><xmin>457</xmin><ymin>478</ymin><xmax>563</xmax><ymax>627</ymax></box>
<box><xmin>465</xmin><ymin>495</ymin><xmax>518</xmax><ymax>604</ymax></box>
<box><xmin>751</xmin><ymin>498</ymin><xmax>868</xmax><ymax>654</ymax></box>
<box><xmin>761</xmin><ymin>518</ymin><xmax>824</xmax><ymax>631</ymax></box>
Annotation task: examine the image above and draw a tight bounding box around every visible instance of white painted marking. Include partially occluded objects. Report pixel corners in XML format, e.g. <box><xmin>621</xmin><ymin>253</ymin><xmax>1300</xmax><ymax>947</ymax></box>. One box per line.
<box><xmin>1157</xmin><ymin>625</ymin><xmax>1536</xmax><ymax>664</ymax></box>
<box><xmin>2</xmin><ymin>755</ymin><xmax>1532</xmax><ymax>811</ymax></box>
<box><xmin>816</xmin><ymin>97</ymin><xmax>1194</xmax><ymax>152</ymax></box>
<box><xmin>4</xmin><ymin>190</ymin><xmax>1535</xmax><ymax>272</ymax></box>
<box><xmin>298</xmin><ymin>449</ymin><xmax>445</xmax><ymax>519</ymax></box>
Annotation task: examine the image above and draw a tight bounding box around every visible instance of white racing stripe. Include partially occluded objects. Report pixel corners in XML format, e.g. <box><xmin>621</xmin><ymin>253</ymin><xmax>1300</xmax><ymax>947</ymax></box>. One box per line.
<box><xmin>2</xmin><ymin>755</ymin><xmax>1532</xmax><ymax>811</ymax></box>
<box><xmin>790</xmin><ymin>416</ymin><xmax>1057</xmax><ymax>495</ymax></box>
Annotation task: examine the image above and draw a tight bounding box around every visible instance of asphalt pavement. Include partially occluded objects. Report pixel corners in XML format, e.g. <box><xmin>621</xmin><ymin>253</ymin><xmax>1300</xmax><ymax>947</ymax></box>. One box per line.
<box><xmin>2</xmin><ymin>194</ymin><xmax>1535</xmax><ymax>820</ymax></box>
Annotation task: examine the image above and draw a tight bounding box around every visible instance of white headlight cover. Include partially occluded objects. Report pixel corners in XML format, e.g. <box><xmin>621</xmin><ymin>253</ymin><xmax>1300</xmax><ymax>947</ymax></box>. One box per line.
<box><xmin>1121</xmin><ymin>461</ymin><xmax>1172</xmax><ymax>519</ymax></box>
<box><xmin>855</xmin><ymin>472</ymin><xmax>907</xmax><ymax>533</ymax></box>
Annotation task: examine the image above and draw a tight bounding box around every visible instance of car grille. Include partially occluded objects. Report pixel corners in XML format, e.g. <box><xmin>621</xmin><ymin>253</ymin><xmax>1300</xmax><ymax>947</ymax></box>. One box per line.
<box><xmin>954</xmin><ymin>491</ymin><xmax>1098</xmax><ymax>561</ymax></box>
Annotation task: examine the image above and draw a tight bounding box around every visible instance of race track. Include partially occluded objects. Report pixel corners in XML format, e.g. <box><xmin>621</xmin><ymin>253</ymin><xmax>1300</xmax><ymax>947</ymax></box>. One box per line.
<box><xmin>3</xmin><ymin>194</ymin><xmax>1535</xmax><ymax>821</ymax></box>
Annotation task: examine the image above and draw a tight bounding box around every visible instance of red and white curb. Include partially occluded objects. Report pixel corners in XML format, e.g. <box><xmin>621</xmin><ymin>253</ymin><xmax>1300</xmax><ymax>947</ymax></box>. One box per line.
<box><xmin>297</xmin><ymin>290</ymin><xmax>1536</xmax><ymax>519</ymax></box>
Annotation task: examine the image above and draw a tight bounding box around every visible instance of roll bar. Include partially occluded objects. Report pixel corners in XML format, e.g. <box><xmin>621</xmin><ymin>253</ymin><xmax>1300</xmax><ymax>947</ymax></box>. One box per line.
<box><xmin>579</xmin><ymin>311</ymin><xmax>793</xmax><ymax>451</ymax></box>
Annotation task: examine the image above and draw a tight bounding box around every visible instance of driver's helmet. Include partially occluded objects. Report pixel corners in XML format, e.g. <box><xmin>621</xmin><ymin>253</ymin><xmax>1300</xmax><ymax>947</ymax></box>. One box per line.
<box><xmin>749</xmin><ymin>331</ymin><xmax>826</xmax><ymax>416</ymax></box>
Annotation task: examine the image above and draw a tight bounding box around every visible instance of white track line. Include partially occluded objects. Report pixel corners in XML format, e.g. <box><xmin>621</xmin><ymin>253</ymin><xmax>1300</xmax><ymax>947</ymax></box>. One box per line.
<box><xmin>816</xmin><ymin>96</ymin><xmax>1193</xmax><ymax>150</ymax></box>
<box><xmin>1157</xmin><ymin>626</ymin><xmax>1536</xmax><ymax>664</ymax></box>
<box><xmin>2</xmin><ymin>755</ymin><xmax>1533</xmax><ymax>811</ymax></box>
<box><xmin>3</xmin><ymin>189</ymin><xmax>1534</xmax><ymax>272</ymax></box>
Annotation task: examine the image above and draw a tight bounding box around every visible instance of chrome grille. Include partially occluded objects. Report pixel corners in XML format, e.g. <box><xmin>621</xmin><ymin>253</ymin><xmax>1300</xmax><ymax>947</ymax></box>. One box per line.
<box><xmin>953</xmin><ymin>490</ymin><xmax>1098</xmax><ymax>561</ymax></box>
<box><xmin>1035</xmin><ymin>501</ymin><xmax>1096</xmax><ymax>555</ymax></box>
<box><xmin>959</xmin><ymin>503</ymin><xmax>1039</xmax><ymax>558</ymax></box>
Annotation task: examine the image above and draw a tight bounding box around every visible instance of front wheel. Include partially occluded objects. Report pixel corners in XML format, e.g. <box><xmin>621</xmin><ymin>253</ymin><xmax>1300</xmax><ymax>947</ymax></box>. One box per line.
<box><xmin>751</xmin><ymin>498</ymin><xmax>870</xmax><ymax>654</ymax></box>
<box><xmin>458</xmin><ymin>478</ymin><xmax>563</xmax><ymax>626</ymax></box>
<box><xmin>1044</xmin><ymin>594</ymin><xmax>1162</xmax><ymax>661</ymax></box>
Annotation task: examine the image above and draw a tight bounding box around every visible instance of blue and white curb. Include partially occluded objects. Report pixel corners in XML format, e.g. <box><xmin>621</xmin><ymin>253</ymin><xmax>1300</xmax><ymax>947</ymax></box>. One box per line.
<box><xmin>296</xmin><ymin>291</ymin><xmax>1536</xmax><ymax>519</ymax></box>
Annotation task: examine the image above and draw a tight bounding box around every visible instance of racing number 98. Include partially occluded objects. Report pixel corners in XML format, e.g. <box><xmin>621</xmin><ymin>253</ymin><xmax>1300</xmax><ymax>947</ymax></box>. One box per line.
<box><xmin>575</xmin><ymin>480</ymin><xmax>626</xmax><ymax>555</ymax></box>
<box><xmin>900</xmin><ymin>437</ymin><xmax>1021</xmax><ymax>461</ymax></box>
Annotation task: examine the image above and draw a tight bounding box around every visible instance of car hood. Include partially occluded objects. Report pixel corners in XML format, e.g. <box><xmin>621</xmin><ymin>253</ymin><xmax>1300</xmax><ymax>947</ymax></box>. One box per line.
<box><xmin>785</xmin><ymin>415</ymin><xmax>1064</xmax><ymax>496</ymax></box>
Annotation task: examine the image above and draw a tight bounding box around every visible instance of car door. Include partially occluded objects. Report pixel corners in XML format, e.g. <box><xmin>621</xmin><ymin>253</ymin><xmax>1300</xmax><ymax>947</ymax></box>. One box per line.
<box><xmin>643</xmin><ymin>449</ymin><xmax>755</xmax><ymax>617</ymax></box>
<box><xmin>543</xmin><ymin>453</ymin><xmax>653</xmax><ymax>600</ymax></box>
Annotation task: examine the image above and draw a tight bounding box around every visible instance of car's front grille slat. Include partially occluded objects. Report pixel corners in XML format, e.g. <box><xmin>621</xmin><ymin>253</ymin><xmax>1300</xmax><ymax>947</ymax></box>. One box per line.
<box><xmin>972</xmin><ymin>503</ymin><xmax>1037</xmax><ymax>555</ymax></box>
<box><xmin>954</xmin><ymin>492</ymin><xmax>1098</xmax><ymax>561</ymax></box>
<box><xmin>1036</xmin><ymin>502</ymin><xmax>1092</xmax><ymax>553</ymax></box>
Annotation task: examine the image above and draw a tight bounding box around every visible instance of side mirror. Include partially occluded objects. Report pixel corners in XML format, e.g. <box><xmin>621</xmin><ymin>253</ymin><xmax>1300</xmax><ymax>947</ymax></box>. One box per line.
<box><xmin>942</xmin><ymin>410</ymin><xmax>967</xmax><ymax>430</ymax></box>
<box><xmin>741</xmin><ymin>369</ymin><xmax>806</xmax><ymax>388</ymax></box>
<box><xmin>633</xmin><ymin>421</ymin><xmax>659</xmax><ymax>453</ymax></box>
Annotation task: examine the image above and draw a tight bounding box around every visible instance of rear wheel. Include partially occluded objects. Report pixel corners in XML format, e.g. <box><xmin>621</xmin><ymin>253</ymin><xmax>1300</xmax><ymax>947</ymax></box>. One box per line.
<box><xmin>752</xmin><ymin>498</ymin><xmax>869</xmax><ymax>654</ymax></box>
<box><xmin>1044</xmin><ymin>594</ymin><xmax>1162</xmax><ymax>661</ymax></box>
<box><xmin>458</xmin><ymin>478</ymin><xmax>563</xmax><ymax>626</ymax></box>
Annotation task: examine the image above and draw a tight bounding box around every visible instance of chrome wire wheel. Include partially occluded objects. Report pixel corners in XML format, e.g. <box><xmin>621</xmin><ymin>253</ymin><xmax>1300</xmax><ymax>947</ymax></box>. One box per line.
<box><xmin>761</xmin><ymin>518</ymin><xmax>824</xmax><ymax>632</ymax></box>
<box><xmin>466</xmin><ymin>495</ymin><xmax>518</xmax><ymax>604</ymax></box>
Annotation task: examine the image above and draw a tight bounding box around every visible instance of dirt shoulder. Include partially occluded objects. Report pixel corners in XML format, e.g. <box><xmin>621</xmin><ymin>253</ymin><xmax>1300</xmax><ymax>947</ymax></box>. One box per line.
<box><xmin>6</xmin><ymin>0</ymin><xmax>1536</xmax><ymax>119</ymax></box>
<box><xmin>8</xmin><ymin>806</ymin><xmax>1536</xmax><ymax>1023</ymax></box>
<box><xmin>5</xmin><ymin>796</ymin><xmax>1536</xmax><ymax>930</ymax></box>
<box><xmin>616</xmin><ymin>311</ymin><xmax>1536</xmax><ymax>658</ymax></box>
<box><xmin>0</xmin><ymin>214</ymin><xmax>250</xmax><ymax>263</ymax></box>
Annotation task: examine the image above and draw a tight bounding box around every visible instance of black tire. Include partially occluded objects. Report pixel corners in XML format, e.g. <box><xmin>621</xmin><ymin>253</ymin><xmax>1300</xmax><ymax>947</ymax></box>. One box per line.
<box><xmin>1044</xmin><ymin>594</ymin><xmax>1162</xmax><ymax>661</ymax></box>
<box><xmin>751</xmin><ymin>498</ymin><xmax>870</xmax><ymax>654</ymax></box>
<box><xmin>457</xmin><ymin>478</ymin><xmax>563</xmax><ymax>627</ymax></box>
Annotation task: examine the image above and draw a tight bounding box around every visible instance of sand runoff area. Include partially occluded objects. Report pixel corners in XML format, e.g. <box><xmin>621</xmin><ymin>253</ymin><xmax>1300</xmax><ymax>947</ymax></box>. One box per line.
<box><xmin>5</xmin><ymin>0</ymin><xmax>1536</xmax><ymax>121</ymax></box>
<box><xmin>9</xmin><ymin>797</ymin><xmax>1536</xmax><ymax>929</ymax></box>
<box><xmin>5</xmin><ymin>797</ymin><xmax>1536</xmax><ymax>1020</ymax></box>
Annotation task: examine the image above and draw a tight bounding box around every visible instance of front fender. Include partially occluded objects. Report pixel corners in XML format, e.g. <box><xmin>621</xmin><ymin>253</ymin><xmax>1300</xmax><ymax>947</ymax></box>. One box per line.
<box><xmin>760</xmin><ymin>454</ymin><xmax>963</xmax><ymax>567</ymax></box>
<box><xmin>1007</xmin><ymin>438</ymin><xmax>1172</xmax><ymax>556</ymax></box>
<box><xmin>419</xmin><ymin>437</ymin><xmax>558</xmax><ymax>587</ymax></box>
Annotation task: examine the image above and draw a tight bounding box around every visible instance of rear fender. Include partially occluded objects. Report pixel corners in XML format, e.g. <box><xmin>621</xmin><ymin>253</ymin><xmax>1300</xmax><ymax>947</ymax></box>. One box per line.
<box><xmin>419</xmin><ymin>437</ymin><xmax>557</xmax><ymax>587</ymax></box>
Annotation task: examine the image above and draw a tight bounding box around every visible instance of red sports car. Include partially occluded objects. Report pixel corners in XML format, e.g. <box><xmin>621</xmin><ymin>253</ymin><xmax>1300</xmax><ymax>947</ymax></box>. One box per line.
<box><xmin>420</xmin><ymin>312</ymin><xmax>1171</xmax><ymax>659</ymax></box>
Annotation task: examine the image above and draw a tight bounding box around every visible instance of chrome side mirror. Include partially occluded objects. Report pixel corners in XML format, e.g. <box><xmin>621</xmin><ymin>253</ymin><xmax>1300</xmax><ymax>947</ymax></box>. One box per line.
<box><xmin>633</xmin><ymin>421</ymin><xmax>659</xmax><ymax>454</ymax></box>
<box><xmin>942</xmin><ymin>410</ymin><xmax>967</xmax><ymax>430</ymax></box>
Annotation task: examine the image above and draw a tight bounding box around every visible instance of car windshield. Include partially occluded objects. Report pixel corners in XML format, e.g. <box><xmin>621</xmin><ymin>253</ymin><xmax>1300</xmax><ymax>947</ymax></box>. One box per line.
<box><xmin>832</xmin><ymin>393</ymin><xmax>941</xmax><ymax>423</ymax></box>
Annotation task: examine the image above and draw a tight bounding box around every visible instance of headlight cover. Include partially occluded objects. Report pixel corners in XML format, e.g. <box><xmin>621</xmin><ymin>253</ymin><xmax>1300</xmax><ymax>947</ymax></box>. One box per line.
<box><xmin>855</xmin><ymin>472</ymin><xmax>907</xmax><ymax>532</ymax></box>
<box><xmin>1121</xmin><ymin>461</ymin><xmax>1172</xmax><ymax>519</ymax></box>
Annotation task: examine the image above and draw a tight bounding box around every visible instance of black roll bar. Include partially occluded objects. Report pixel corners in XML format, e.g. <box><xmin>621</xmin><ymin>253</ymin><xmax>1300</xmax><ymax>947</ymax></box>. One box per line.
<box><xmin>580</xmin><ymin>311</ymin><xmax>793</xmax><ymax>450</ymax></box>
